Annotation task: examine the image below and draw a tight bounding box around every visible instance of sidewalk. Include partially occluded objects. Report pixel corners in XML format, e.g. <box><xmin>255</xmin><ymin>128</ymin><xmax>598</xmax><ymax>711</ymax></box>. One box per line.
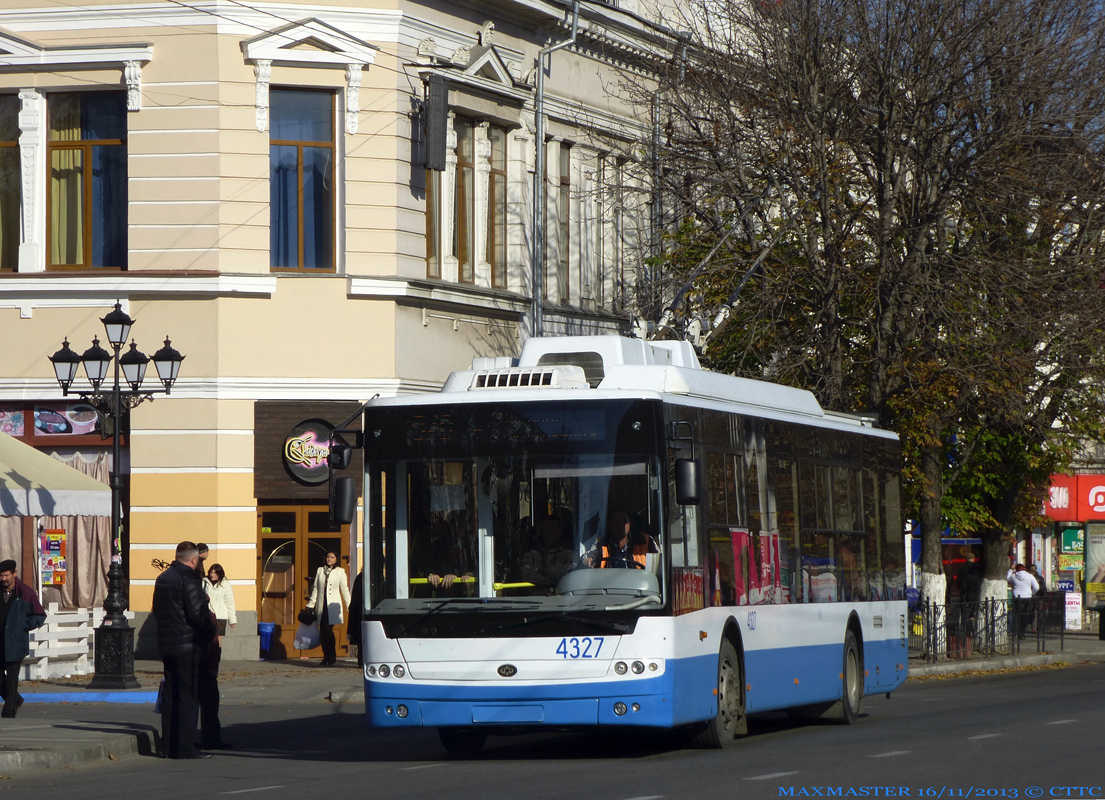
<box><xmin>0</xmin><ymin>657</ymin><xmax>365</xmax><ymax>773</ymax></box>
<box><xmin>908</xmin><ymin>630</ymin><xmax>1105</xmax><ymax>677</ymax></box>
<box><xmin>4</xmin><ymin>636</ymin><xmax>1105</xmax><ymax>774</ymax></box>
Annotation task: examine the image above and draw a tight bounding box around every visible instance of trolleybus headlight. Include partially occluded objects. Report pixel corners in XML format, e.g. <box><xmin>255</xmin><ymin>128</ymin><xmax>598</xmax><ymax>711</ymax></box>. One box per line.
<box><xmin>614</xmin><ymin>702</ymin><xmax>627</xmax><ymax>716</ymax></box>
<box><xmin>385</xmin><ymin>706</ymin><xmax>393</xmax><ymax>715</ymax></box>
<box><xmin>393</xmin><ymin>665</ymin><xmax>405</xmax><ymax>678</ymax></box>
<box><xmin>396</xmin><ymin>704</ymin><xmax>408</xmax><ymax>718</ymax></box>
<box><xmin>648</xmin><ymin>662</ymin><xmax>658</xmax><ymax>671</ymax></box>
<box><xmin>631</xmin><ymin>661</ymin><xmax>645</xmax><ymax>674</ymax></box>
<box><xmin>632</xmin><ymin>703</ymin><xmax>640</xmax><ymax>712</ymax></box>
<box><xmin>367</xmin><ymin>665</ymin><xmax>377</xmax><ymax>676</ymax></box>
<box><xmin>614</xmin><ymin>661</ymin><xmax>628</xmax><ymax>675</ymax></box>
<box><xmin>379</xmin><ymin>664</ymin><xmax>391</xmax><ymax>678</ymax></box>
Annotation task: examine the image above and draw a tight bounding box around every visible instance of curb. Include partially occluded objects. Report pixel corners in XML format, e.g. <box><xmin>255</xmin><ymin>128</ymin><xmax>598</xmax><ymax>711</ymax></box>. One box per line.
<box><xmin>0</xmin><ymin>730</ymin><xmax>155</xmax><ymax>773</ymax></box>
<box><xmin>908</xmin><ymin>652</ymin><xmax>1105</xmax><ymax>677</ymax></box>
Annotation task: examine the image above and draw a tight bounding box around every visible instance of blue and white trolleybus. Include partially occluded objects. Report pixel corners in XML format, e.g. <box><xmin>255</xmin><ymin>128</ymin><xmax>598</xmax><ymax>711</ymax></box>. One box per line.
<box><xmin>344</xmin><ymin>335</ymin><xmax>907</xmax><ymax>752</ymax></box>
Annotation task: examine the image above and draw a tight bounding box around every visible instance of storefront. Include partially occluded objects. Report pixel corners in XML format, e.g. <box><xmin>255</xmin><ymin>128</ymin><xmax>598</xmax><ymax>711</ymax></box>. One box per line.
<box><xmin>0</xmin><ymin>402</ymin><xmax>113</xmax><ymax>608</ymax></box>
<box><xmin>253</xmin><ymin>401</ymin><xmax>362</xmax><ymax>660</ymax></box>
<box><xmin>1042</xmin><ymin>473</ymin><xmax>1105</xmax><ymax>619</ymax></box>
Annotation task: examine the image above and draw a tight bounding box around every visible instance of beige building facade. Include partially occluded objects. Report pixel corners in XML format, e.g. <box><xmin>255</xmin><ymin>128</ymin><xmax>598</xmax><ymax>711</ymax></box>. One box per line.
<box><xmin>0</xmin><ymin>0</ymin><xmax>672</xmax><ymax>657</ymax></box>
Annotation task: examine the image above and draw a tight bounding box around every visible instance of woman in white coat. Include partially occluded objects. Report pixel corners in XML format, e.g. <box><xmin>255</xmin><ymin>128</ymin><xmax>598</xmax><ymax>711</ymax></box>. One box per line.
<box><xmin>307</xmin><ymin>550</ymin><xmax>351</xmax><ymax>665</ymax></box>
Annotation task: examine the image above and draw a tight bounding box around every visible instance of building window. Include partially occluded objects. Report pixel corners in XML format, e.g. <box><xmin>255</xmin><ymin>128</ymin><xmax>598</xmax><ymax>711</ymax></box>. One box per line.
<box><xmin>558</xmin><ymin>144</ymin><xmax>571</xmax><ymax>302</ymax></box>
<box><xmin>487</xmin><ymin>126</ymin><xmax>507</xmax><ymax>288</ymax></box>
<box><xmin>0</xmin><ymin>95</ymin><xmax>17</xmax><ymax>272</ymax></box>
<box><xmin>47</xmin><ymin>93</ymin><xmax>128</xmax><ymax>270</ymax></box>
<box><xmin>454</xmin><ymin>118</ymin><xmax>475</xmax><ymax>284</ymax></box>
<box><xmin>270</xmin><ymin>89</ymin><xmax>334</xmax><ymax>271</ymax></box>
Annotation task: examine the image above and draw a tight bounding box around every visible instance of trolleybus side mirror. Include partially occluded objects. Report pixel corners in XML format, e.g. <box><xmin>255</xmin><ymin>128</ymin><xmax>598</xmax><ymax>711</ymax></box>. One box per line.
<box><xmin>329</xmin><ymin>442</ymin><xmax>353</xmax><ymax>470</ymax></box>
<box><xmin>330</xmin><ymin>475</ymin><xmax>356</xmax><ymax>525</ymax></box>
<box><xmin>675</xmin><ymin>458</ymin><xmax>701</xmax><ymax>505</ymax></box>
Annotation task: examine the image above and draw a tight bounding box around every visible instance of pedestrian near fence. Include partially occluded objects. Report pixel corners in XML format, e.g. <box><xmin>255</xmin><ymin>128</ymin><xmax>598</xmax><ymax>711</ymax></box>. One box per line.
<box><xmin>0</xmin><ymin>559</ymin><xmax>46</xmax><ymax>718</ymax></box>
<box><xmin>1007</xmin><ymin>563</ymin><xmax>1039</xmax><ymax>641</ymax></box>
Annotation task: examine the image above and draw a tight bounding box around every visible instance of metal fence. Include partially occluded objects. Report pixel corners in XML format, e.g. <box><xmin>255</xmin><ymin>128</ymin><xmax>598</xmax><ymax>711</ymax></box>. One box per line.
<box><xmin>908</xmin><ymin>592</ymin><xmax>1066</xmax><ymax>663</ymax></box>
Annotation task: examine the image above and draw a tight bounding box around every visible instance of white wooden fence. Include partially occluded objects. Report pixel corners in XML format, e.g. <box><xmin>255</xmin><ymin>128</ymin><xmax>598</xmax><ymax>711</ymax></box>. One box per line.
<box><xmin>23</xmin><ymin>604</ymin><xmax>134</xmax><ymax>680</ymax></box>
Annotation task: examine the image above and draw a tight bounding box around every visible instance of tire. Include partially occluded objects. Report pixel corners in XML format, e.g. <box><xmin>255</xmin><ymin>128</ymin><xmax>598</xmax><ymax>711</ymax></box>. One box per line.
<box><xmin>692</xmin><ymin>637</ymin><xmax>746</xmax><ymax>748</ymax></box>
<box><xmin>841</xmin><ymin>629</ymin><xmax>863</xmax><ymax>725</ymax></box>
<box><xmin>438</xmin><ymin>727</ymin><xmax>487</xmax><ymax>755</ymax></box>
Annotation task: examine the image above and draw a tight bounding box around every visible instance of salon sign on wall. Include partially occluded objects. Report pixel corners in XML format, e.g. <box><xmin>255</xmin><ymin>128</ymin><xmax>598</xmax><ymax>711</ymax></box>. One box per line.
<box><xmin>283</xmin><ymin>419</ymin><xmax>334</xmax><ymax>485</ymax></box>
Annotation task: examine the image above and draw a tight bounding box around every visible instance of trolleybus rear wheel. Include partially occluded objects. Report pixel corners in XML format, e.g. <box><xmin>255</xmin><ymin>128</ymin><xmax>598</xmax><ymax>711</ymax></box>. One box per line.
<box><xmin>692</xmin><ymin>637</ymin><xmax>745</xmax><ymax>748</ymax></box>
<box><xmin>438</xmin><ymin>727</ymin><xmax>487</xmax><ymax>755</ymax></box>
<box><xmin>841</xmin><ymin>630</ymin><xmax>863</xmax><ymax>724</ymax></box>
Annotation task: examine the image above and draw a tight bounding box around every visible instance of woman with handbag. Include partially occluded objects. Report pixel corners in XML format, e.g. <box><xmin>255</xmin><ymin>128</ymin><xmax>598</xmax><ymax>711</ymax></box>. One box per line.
<box><xmin>306</xmin><ymin>551</ymin><xmax>351</xmax><ymax>666</ymax></box>
<box><xmin>199</xmin><ymin>563</ymin><xmax>235</xmax><ymax>749</ymax></box>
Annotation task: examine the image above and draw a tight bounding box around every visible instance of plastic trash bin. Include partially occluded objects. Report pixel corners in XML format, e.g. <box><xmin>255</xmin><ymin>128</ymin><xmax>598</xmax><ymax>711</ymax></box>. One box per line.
<box><xmin>258</xmin><ymin>622</ymin><xmax>276</xmax><ymax>655</ymax></box>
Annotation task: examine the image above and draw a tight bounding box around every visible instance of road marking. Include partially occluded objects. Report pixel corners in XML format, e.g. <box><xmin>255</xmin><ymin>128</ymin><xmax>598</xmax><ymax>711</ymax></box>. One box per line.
<box><xmin>1046</xmin><ymin>719</ymin><xmax>1076</xmax><ymax>725</ymax></box>
<box><xmin>968</xmin><ymin>734</ymin><xmax>1002</xmax><ymax>740</ymax></box>
<box><xmin>219</xmin><ymin>788</ymin><xmax>284</xmax><ymax>796</ymax></box>
<box><xmin>870</xmin><ymin>750</ymin><xmax>911</xmax><ymax>758</ymax></box>
<box><xmin>400</xmin><ymin>763</ymin><xmax>446</xmax><ymax>771</ymax></box>
<box><xmin>623</xmin><ymin>796</ymin><xmax>665</xmax><ymax>800</ymax></box>
<box><xmin>746</xmin><ymin>772</ymin><xmax>800</xmax><ymax>781</ymax></box>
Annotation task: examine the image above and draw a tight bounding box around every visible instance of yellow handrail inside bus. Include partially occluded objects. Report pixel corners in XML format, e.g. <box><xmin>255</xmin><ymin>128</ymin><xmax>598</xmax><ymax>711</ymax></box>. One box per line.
<box><xmin>408</xmin><ymin>578</ymin><xmax>536</xmax><ymax>592</ymax></box>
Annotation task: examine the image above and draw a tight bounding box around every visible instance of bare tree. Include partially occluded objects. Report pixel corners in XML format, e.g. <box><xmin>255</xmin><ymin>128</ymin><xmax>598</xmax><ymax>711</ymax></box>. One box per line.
<box><xmin>627</xmin><ymin>0</ymin><xmax>1105</xmax><ymax>600</ymax></box>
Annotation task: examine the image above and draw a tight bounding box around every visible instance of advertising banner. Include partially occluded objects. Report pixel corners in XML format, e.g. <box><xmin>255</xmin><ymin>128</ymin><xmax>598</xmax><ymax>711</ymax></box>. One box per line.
<box><xmin>1058</xmin><ymin>553</ymin><xmax>1084</xmax><ymax>572</ymax></box>
<box><xmin>39</xmin><ymin>529</ymin><xmax>66</xmax><ymax>586</ymax></box>
<box><xmin>1061</xmin><ymin>527</ymin><xmax>1084</xmax><ymax>554</ymax></box>
<box><xmin>1065</xmin><ymin>591</ymin><xmax>1083</xmax><ymax>631</ymax></box>
<box><xmin>1084</xmin><ymin>523</ymin><xmax>1105</xmax><ymax>609</ymax></box>
<box><xmin>674</xmin><ymin>567</ymin><xmax>705</xmax><ymax>616</ymax></box>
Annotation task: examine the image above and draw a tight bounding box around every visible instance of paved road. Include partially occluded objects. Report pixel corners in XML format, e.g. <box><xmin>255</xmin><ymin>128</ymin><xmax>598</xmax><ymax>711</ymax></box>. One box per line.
<box><xmin>4</xmin><ymin>662</ymin><xmax>1103</xmax><ymax>800</ymax></box>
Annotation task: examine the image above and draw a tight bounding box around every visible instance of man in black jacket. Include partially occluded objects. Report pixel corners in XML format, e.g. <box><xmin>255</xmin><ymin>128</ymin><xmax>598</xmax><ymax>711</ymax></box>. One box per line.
<box><xmin>153</xmin><ymin>541</ymin><xmax>217</xmax><ymax>759</ymax></box>
<box><xmin>0</xmin><ymin>559</ymin><xmax>46</xmax><ymax>718</ymax></box>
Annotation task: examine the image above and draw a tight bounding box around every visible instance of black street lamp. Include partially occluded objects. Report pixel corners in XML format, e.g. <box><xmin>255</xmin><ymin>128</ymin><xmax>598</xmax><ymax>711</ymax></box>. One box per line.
<box><xmin>48</xmin><ymin>302</ymin><xmax>185</xmax><ymax>690</ymax></box>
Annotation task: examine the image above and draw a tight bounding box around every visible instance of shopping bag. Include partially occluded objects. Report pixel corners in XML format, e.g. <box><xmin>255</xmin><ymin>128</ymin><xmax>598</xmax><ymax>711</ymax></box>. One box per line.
<box><xmin>154</xmin><ymin>678</ymin><xmax>165</xmax><ymax>714</ymax></box>
<box><xmin>293</xmin><ymin>621</ymin><xmax>320</xmax><ymax>650</ymax></box>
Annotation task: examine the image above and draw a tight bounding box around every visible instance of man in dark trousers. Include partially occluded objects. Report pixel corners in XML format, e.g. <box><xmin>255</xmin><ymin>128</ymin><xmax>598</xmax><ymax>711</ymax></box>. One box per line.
<box><xmin>0</xmin><ymin>559</ymin><xmax>46</xmax><ymax>718</ymax></box>
<box><xmin>152</xmin><ymin>541</ymin><xmax>216</xmax><ymax>759</ymax></box>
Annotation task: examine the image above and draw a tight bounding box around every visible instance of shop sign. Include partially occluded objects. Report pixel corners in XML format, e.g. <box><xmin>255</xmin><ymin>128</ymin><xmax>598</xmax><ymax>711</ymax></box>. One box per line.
<box><xmin>1061</xmin><ymin>527</ymin><xmax>1084</xmax><ymax>554</ymax></box>
<box><xmin>282</xmin><ymin>419</ymin><xmax>333</xmax><ymax>485</ymax></box>
<box><xmin>1058</xmin><ymin>553</ymin><xmax>1083</xmax><ymax>572</ymax></box>
<box><xmin>1045</xmin><ymin>475</ymin><xmax>1105</xmax><ymax>521</ymax></box>
<box><xmin>1056</xmin><ymin>579</ymin><xmax>1076</xmax><ymax>593</ymax></box>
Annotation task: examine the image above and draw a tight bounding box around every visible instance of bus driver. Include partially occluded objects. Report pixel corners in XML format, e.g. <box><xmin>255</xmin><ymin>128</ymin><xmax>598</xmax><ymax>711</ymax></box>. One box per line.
<box><xmin>582</xmin><ymin>509</ymin><xmax>656</xmax><ymax>569</ymax></box>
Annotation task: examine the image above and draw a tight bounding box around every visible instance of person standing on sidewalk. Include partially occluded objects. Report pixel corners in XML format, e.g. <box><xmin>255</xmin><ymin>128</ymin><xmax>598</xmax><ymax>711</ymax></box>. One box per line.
<box><xmin>153</xmin><ymin>541</ymin><xmax>217</xmax><ymax>759</ymax></box>
<box><xmin>198</xmin><ymin>563</ymin><xmax>235</xmax><ymax>750</ymax></box>
<box><xmin>1007</xmin><ymin>563</ymin><xmax>1039</xmax><ymax>641</ymax></box>
<box><xmin>307</xmin><ymin>551</ymin><xmax>350</xmax><ymax>666</ymax></box>
<box><xmin>0</xmin><ymin>559</ymin><xmax>46</xmax><ymax>718</ymax></box>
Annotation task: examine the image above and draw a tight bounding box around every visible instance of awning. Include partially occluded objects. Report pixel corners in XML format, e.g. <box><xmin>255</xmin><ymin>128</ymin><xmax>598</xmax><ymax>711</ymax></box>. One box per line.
<box><xmin>0</xmin><ymin>431</ymin><xmax>111</xmax><ymax>517</ymax></box>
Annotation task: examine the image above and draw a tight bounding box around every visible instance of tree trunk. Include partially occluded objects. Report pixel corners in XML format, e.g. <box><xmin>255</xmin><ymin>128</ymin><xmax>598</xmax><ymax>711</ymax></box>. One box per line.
<box><xmin>918</xmin><ymin>440</ymin><xmax>946</xmax><ymax>604</ymax></box>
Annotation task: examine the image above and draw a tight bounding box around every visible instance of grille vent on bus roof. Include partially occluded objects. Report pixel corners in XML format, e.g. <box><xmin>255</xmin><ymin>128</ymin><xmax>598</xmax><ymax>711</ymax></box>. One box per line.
<box><xmin>469</xmin><ymin>365</ymin><xmax>588</xmax><ymax>390</ymax></box>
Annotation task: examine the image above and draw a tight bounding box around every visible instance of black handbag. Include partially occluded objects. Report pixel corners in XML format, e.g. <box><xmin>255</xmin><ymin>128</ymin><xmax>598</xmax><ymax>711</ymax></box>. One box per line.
<box><xmin>297</xmin><ymin>607</ymin><xmax>317</xmax><ymax>625</ymax></box>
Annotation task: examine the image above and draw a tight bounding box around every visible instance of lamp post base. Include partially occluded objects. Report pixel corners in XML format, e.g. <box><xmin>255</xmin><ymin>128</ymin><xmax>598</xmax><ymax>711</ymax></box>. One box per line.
<box><xmin>88</xmin><ymin>623</ymin><xmax>141</xmax><ymax>690</ymax></box>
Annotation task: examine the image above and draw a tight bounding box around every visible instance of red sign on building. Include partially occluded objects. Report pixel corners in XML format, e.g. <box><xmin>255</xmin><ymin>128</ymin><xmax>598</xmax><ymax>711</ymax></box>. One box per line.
<box><xmin>1043</xmin><ymin>474</ymin><xmax>1105</xmax><ymax>522</ymax></box>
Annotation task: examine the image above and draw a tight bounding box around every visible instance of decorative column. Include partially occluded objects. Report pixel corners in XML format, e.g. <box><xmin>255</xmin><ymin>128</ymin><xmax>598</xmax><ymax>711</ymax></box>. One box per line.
<box><xmin>441</xmin><ymin>112</ymin><xmax>459</xmax><ymax>283</ymax></box>
<box><xmin>345</xmin><ymin>64</ymin><xmax>362</xmax><ymax>135</ymax></box>
<box><xmin>17</xmin><ymin>89</ymin><xmax>45</xmax><ymax>274</ymax></box>
<box><xmin>254</xmin><ymin>60</ymin><xmax>271</xmax><ymax>132</ymax></box>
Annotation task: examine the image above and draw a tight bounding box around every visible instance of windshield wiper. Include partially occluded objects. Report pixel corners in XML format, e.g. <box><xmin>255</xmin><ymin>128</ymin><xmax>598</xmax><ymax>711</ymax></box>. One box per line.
<box><xmin>393</xmin><ymin>597</ymin><xmax>486</xmax><ymax>637</ymax></box>
<box><xmin>394</xmin><ymin>597</ymin><xmax>544</xmax><ymax>637</ymax></box>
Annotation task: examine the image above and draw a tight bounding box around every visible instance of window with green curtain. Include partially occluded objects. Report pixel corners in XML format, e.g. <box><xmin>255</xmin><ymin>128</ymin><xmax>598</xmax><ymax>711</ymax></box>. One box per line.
<box><xmin>270</xmin><ymin>89</ymin><xmax>335</xmax><ymax>271</ymax></box>
<box><xmin>0</xmin><ymin>95</ymin><xmax>18</xmax><ymax>271</ymax></box>
<box><xmin>46</xmin><ymin>92</ymin><xmax>127</xmax><ymax>270</ymax></box>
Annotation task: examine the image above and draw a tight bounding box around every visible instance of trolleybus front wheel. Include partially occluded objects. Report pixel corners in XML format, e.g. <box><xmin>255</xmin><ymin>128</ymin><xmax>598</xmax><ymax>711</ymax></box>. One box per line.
<box><xmin>692</xmin><ymin>637</ymin><xmax>746</xmax><ymax>748</ymax></box>
<box><xmin>841</xmin><ymin>629</ymin><xmax>863</xmax><ymax>724</ymax></box>
<box><xmin>438</xmin><ymin>727</ymin><xmax>487</xmax><ymax>755</ymax></box>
